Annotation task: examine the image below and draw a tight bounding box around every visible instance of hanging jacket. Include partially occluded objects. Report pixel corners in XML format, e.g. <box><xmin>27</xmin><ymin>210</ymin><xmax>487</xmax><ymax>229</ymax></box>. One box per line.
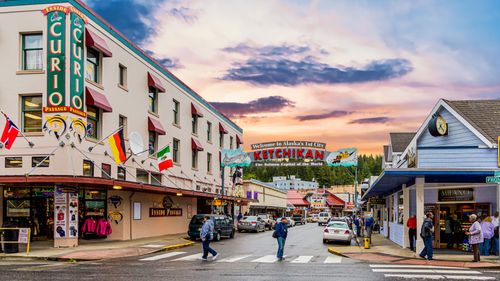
<box><xmin>96</xmin><ymin>219</ymin><xmax>112</xmax><ymax>236</ymax></box>
<box><xmin>82</xmin><ymin>218</ymin><xmax>97</xmax><ymax>234</ymax></box>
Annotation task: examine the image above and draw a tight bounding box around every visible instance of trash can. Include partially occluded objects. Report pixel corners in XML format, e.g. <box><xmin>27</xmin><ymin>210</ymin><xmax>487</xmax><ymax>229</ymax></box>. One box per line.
<box><xmin>2</xmin><ymin>222</ymin><xmax>19</xmax><ymax>254</ymax></box>
<box><xmin>364</xmin><ymin>237</ymin><xmax>371</xmax><ymax>249</ymax></box>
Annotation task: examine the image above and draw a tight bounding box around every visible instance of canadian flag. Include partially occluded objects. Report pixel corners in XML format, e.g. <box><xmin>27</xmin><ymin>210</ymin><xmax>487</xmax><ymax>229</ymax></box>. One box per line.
<box><xmin>1</xmin><ymin>113</ymin><xmax>19</xmax><ymax>150</ymax></box>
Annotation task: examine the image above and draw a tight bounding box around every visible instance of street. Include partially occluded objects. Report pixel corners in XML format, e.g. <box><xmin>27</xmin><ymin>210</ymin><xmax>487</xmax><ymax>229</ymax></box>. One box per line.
<box><xmin>0</xmin><ymin>223</ymin><xmax>499</xmax><ymax>281</ymax></box>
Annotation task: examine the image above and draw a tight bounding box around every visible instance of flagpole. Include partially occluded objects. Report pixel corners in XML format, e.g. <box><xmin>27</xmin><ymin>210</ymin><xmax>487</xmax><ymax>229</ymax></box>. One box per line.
<box><xmin>72</xmin><ymin>143</ymin><xmax>112</xmax><ymax>178</ymax></box>
<box><xmin>1</xmin><ymin>110</ymin><xmax>34</xmax><ymax>148</ymax></box>
<box><xmin>141</xmin><ymin>142</ymin><xmax>172</xmax><ymax>164</ymax></box>
<box><xmin>88</xmin><ymin>126</ymin><xmax>123</xmax><ymax>152</ymax></box>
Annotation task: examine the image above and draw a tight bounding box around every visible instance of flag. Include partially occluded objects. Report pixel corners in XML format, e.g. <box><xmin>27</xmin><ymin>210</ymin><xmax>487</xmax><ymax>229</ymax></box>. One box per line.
<box><xmin>108</xmin><ymin>128</ymin><xmax>127</xmax><ymax>164</ymax></box>
<box><xmin>157</xmin><ymin>145</ymin><xmax>173</xmax><ymax>171</ymax></box>
<box><xmin>1</xmin><ymin>113</ymin><xmax>20</xmax><ymax>150</ymax></box>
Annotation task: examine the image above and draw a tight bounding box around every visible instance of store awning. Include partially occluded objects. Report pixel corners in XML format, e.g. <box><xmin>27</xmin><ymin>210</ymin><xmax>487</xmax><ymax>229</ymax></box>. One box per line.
<box><xmin>191</xmin><ymin>103</ymin><xmax>204</xmax><ymax>117</ymax></box>
<box><xmin>191</xmin><ymin>138</ymin><xmax>204</xmax><ymax>151</ymax></box>
<box><xmin>85</xmin><ymin>29</ymin><xmax>112</xmax><ymax>57</ymax></box>
<box><xmin>147</xmin><ymin>72</ymin><xmax>166</xmax><ymax>93</ymax></box>
<box><xmin>236</xmin><ymin>135</ymin><xmax>243</xmax><ymax>145</ymax></box>
<box><xmin>148</xmin><ymin>116</ymin><xmax>166</xmax><ymax>135</ymax></box>
<box><xmin>85</xmin><ymin>87</ymin><xmax>112</xmax><ymax>112</ymax></box>
<box><xmin>362</xmin><ymin>169</ymin><xmax>495</xmax><ymax>200</ymax></box>
<box><xmin>219</xmin><ymin>123</ymin><xmax>228</xmax><ymax>134</ymax></box>
<box><xmin>326</xmin><ymin>194</ymin><xmax>345</xmax><ymax>207</ymax></box>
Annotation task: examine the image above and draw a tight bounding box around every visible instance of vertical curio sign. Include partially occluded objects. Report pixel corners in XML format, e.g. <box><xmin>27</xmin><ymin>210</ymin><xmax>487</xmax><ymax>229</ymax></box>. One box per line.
<box><xmin>42</xmin><ymin>6</ymin><xmax>68</xmax><ymax>107</ymax></box>
<box><xmin>69</xmin><ymin>9</ymin><xmax>85</xmax><ymax>111</ymax></box>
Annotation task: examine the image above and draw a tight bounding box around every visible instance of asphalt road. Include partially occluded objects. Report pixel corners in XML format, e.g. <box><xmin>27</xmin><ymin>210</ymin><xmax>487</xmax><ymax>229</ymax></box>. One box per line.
<box><xmin>0</xmin><ymin>223</ymin><xmax>499</xmax><ymax>281</ymax></box>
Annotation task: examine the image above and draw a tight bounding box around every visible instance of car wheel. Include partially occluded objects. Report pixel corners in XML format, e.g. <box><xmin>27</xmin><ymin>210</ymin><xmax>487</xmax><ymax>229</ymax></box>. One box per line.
<box><xmin>189</xmin><ymin>236</ymin><xmax>196</xmax><ymax>241</ymax></box>
<box><xmin>215</xmin><ymin>232</ymin><xmax>221</xmax><ymax>241</ymax></box>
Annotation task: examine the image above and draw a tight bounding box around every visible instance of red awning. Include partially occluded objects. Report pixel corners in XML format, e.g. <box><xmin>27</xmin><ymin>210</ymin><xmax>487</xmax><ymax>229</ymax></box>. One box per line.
<box><xmin>191</xmin><ymin>103</ymin><xmax>204</xmax><ymax>117</ymax></box>
<box><xmin>147</xmin><ymin>72</ymin><xmax>166</xmax><ymax>93</ymax></box>
<box><xmin>85</xmin><ymin>87</ymin><xmax>112</xmax><ymax>112</ymax></box>
<box><xmin>219</xmin><ymin>123</ymin><xmax>228</xmax><ymax>134</ymax></box>
<box><xmin>191</xmin><ymin>138</ymin><xmax>204</xmax><ymax>151</ymax></box>
<box><xmin>85</xmin><ymin>29</ymin><xmax>112</xmax><ymax>57</ymax></box>
<box><xmin>236</xmin><ymin>135</ymin><xmax>243</xmax><ymax>145</ymax></box>
<box><xmin>148</xmin><ymin>116</ymin><xmax>166</xmax><ymax>135</ymax></box>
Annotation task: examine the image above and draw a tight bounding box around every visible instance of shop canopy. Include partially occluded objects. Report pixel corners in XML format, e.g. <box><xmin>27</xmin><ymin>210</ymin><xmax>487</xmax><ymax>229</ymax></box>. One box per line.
<box><xmin>147</xmin><ymin>72</ymin><xmax>166</xmax><ymax>93</ymax></box>
<box><xmin>191</xmin><ymin>138</ymin><xmax>204</xmax><ymax>151</ymax></box>
<box><xmin>219</xmin><ymin>123</ymin><xmax>228</xmax><ymax>134</ymax></box>
<box><xmin>85</xmin><ymin>29</ymin><xmax>113</xmax><ymax>57</ymax></box>
<box><xmin>191</xmin><ymin>103</ymin><xmax>204</xmax><ymax>117</ymax></box>
<box><xmin>362</xmin><ymin>168</ymin><xmax>495</xmax><ymax>200</ymax></box>
<box><xmin>236</xmin><ymin>135</ymin><xmax>243</xmax><ymax>145</ymax></box>
<box><xmin>85</xmin><ymin>87</ymin><xmax>112</xmax><ymax>112</ymax></box>
<box><xmin>326</xmin><ymin>193</ymin><xmax>345</xmax><ymax>207</ymax></box>
<box><xmin>148</xmin><ymin>116</ymin><xmax>166</xmax><ymax>135</ymax></box>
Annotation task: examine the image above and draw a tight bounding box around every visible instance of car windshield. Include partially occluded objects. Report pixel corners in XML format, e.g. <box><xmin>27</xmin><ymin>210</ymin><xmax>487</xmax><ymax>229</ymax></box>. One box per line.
<box><xmin>319</xmin><ymin>213</ymin><xmax>329</xmax><ymax>217</ymax></box>
<box><xmin>292</xmin><ymin>215</ymin><xmax>301</xmax><ymax>218</ymax></box>
<box><xmin>327</xmin><ymin>222</ymin><xmax>348</xmax><ymax>229</ymax></box>
<box><xmin>243</xmin><ymin>216</ymin><xmax>257</xmax><ymax>221</ymax></box>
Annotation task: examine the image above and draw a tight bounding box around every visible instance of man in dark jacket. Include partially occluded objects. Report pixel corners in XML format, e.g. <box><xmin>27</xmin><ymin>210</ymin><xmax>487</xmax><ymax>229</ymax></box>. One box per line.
<box><xmin>274</xmin><ymin>217</ymin><xmax>288</xmax><ymax>261</ymax></box>
<box><xmin>419</xmin><ymin>212</ymin><xmax>435</xmax><ymax>260</ymax></box>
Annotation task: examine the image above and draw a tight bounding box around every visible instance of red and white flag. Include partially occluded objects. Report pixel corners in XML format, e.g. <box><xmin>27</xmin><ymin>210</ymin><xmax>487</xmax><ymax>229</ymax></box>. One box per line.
<box><xmin>1</xmin><ymin>113</ymin><xmax>20</xmax><ymax>150</ymax></box>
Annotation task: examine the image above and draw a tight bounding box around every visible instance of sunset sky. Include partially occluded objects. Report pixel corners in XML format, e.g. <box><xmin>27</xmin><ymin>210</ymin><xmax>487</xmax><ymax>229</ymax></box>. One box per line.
<box><xmin>84</xmin><ymin>0</ymin><xmax>500</xmax><ymax>154</ymax></box>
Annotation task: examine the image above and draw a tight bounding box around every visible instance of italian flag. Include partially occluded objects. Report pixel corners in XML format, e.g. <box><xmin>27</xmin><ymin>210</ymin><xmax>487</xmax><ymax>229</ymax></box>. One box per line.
<box><xmin>158</xmin><ymin>145</ymin><xmax>173</xmax><ymax>171</ymax></box>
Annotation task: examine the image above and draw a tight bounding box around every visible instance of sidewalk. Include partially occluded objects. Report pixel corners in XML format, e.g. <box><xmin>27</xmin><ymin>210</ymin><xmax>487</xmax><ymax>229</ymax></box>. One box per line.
<box><xmin>328</xmin><ymin>234</ymin><xmax>500</xmax><ymax>268</ymax></box>
<box><xmin>0</xmin><ymin>233</ymin><xmax>194</xmax><ymax>261</ymax></box>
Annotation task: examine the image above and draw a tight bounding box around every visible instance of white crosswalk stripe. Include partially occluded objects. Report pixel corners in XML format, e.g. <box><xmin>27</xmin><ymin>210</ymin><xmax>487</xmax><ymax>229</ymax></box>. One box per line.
<box><xmin>290</xmin><ymin>255</ymin><xmax>313</xmax><ymax>263</ymax></box>
<box><xmin>140</xmin><ymin>253</ymin><xmax>346</xmax><ymax>264</ymax></box>
<box><xmin>217</xmin><ymin>255</ymin><xmax>252</xmax><ymax>263</ymax></box>
<box><xmin>323</xmin><ymin>255</ymin><xmax>342</xmax><ymax>263</ymax></box>
<box><xmin>172</xmin><ymin>253</ymin><xmax>203</xmax><ymax>261</ymax></box>
<box><xmin>370</xmin><ymin>264</ymin><xmax>495</xmax><ymax>280</ymax></box>
<box><xmin>139</xmin><ymin>251</ymin><xmax>186</xmax><ymax>261</ymax></box>
<box><xmin>251</xmin><ymin>255</ymin><xmax>279</xmax><ymax>263</ymax></box>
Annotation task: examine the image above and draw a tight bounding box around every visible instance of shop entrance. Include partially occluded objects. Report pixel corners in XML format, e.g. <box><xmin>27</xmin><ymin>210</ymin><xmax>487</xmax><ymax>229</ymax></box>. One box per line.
<box><xmin>30</xmin><ymin>196</ymin><xmax>54</xmax><ymax>240</ymax></box>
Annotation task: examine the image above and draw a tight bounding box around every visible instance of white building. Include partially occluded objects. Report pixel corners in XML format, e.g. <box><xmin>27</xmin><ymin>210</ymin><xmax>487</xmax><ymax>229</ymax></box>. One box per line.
<box><xmin>272</xmin><ymin>176</ymin><xmax>319</xmax><ymax>190</ymax></box>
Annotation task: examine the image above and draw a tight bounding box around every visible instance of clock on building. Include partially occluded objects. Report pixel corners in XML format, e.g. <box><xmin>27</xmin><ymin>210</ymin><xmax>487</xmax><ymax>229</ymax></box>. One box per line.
<box><xmin>428</xmin><ymin>114</ymin><xmax>448</xmax><ymax>137</ymax></box>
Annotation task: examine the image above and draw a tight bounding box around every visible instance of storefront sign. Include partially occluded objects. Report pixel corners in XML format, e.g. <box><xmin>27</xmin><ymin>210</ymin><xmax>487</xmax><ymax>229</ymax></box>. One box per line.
<box><xmin>68</xmin><ymin>192</ymin><xmax>78</xmax><ymax>238</ymax></box>
<box><xmin>486</xmin><ymin>176</ymin><xmax>500</xmax><ymax>183</ymax></box>
<box><xmin>54</xmin><ymin>186</ymin><xmax>67</xmax><ymax>238</ymax></box>
<box><xmin>109</xmin><ymin>195</ymin><xmax>123</xmax><ymax>208</ymax></box>
<box><xmin>18</xmin><ymin>228</ymin><xmax>30</xmax><ymax>244</ymax></box>
<box><xmin>438</xmin><ymin>188</ymin><xmax>474</xmax><ymax>202</ymax></box>
<box><xmin>310</xmin><ymin>195</ymin><xmax>326</xmax><ymax>208</ymax></box>
<box><xmin>69</xmin><ymin>12</ymin><xmax>85</xmax><ymax>110</ymax></box>
<box><xmin>43</xmin><ymin>6</ymin><xmax>68</xmax><ymax>107</ymax></box>
<box><xmin>149</xmin><ymin>208</ymin><xmax>183</xmax><ymax>217</ymax></box>
<box><xmin>369</xmin><ymin>198</ymin><xmax>386</xmax><ymax>205</ymax></box>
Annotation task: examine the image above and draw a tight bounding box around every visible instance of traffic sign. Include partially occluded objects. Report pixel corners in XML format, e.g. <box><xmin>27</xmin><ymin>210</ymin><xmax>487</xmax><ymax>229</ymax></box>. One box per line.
<box><xmin>486</xmin><ymin>176</ymin><xmax>500</xmax><ymax>183</ymax></box>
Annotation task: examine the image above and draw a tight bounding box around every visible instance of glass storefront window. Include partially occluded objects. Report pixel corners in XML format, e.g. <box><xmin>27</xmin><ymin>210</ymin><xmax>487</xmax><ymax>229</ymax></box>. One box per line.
<box><xmin>3</xmin><ymin>187</ymin><xmax>30</xmax><ymax>198</ymax></box>
<box><xmin>136</xmin><ymin>169</ymin><xmax>149</xmax><ymax>184</ymax></box>
<box><xmin>85</xmin><ymin>201</ymin><xmax>105</xmax><ymax>217</ymax></box>
<box><xmin>5</xmin><ymin>157</ymin><xmax>23</xmax><ymax>168</ymax></box>
<box><xmin>6</xmin><ymin>199</ymin><xmax>30</xmax><ymax>217</ymax></box>
<box><xmin>84</xmin><ymin>189</ymin><xmax>106</xmax><ymax>200</ymax></box>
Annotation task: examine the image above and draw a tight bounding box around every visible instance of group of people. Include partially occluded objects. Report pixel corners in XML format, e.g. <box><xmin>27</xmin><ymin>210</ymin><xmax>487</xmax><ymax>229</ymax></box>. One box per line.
<box><xmin>352</xmin><ymin>215</ymin><xmax>375</xmax><ymax>242</ymax></box>
<box><xmin>415</xmin><ymin>212</ymin><xmax>499</xmax><ymax>262</ymax></box>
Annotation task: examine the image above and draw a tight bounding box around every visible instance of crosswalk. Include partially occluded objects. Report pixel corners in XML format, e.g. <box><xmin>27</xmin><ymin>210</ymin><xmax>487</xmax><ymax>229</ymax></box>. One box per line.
<box><xmin>369</xmin><ymin>264</ymin><xmax>496</xmax><ymax>280</ymax></box>
<box><xmin>139</xmin><ymin>251</ymin><xmax>343</xmax><ymax>264</ymax></box>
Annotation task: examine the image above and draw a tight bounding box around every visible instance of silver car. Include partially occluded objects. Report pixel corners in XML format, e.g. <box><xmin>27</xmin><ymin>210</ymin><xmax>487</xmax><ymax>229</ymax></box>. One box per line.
<box><xmin>237</xmin><ymin>216</ymin><xmax>266</xmax><ymax>233</ymax></box>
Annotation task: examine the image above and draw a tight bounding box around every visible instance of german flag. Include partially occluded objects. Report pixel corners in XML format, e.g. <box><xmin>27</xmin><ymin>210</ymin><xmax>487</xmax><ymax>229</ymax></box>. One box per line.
<box><xmin>108</xmin><ymin>128</ymin><xmax>127</xmax><ymax>164</ymax></box>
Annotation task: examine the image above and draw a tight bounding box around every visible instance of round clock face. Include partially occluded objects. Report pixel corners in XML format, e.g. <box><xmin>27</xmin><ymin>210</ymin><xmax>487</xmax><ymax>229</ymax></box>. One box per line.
<box><xmin>436</xmin><ymin>116</ymin><xmax>447</xmax><ymax>135</ymax></box>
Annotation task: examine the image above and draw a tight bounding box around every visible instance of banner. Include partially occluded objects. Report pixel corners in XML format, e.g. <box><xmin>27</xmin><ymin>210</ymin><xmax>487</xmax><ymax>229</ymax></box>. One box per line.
<box><xmin>69</xmin><ymin>12</ymin><xmax>85</xmax><ymax>110</ymax></box>
<box><xmin>44</xmin><ymin>6</ymin><xmax>67</xmax><ymax>107</ymax></box>
<box><xmin>326</xmin><ymin>148</ymin><xmax>358</xmax><ymax>167</ymax></box>
<box><xmin>221</xmin><ymin>148</ymin><xmax>252</xmax><ymax>167</ymax></box>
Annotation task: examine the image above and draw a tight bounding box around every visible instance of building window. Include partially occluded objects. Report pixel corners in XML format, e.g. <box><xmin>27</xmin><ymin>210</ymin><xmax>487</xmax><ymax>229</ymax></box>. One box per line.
<box><xmin>148</xmin><ymin>87</ymin><xmax>158</xmax><ymax>113</ymax></box>
<box><xmin>219</xmin><ymin>132</ymin><xmax>224</xmax><ymax>148</ymax></box>
<box><xmin>83</xmin><ymin>160</ymin><xmax>94</xmax><ymax>177</ymax></box>
<box><xmin>102</xmin><ymin>163</ymin><xmax>111</xmax><ymax>179</ymax></box>
<box><xmin>86</xmin><ymin>106</ymin><xmax>100</xmax><ymax>139</ymax></box>
<box><xmin>21</xmin><ymin>95</ymin><xmax>42</xmax><ymax>133</ymax></box>
<box><xmin>32</xmin><ymin>156</ymin><xmax>49</xmax><ymax>167</ymax></box>
<box><xmin>136</xmin><ymin>169</ymin><xmax>149</xmax><ymax>184</ymax></box>
<box><xmin>118</xmin><ymin>64</ymin><xmax>127</xmax><ymax>87</ymax></box>
<box><xmin>173</xmin><ymin>99</ymin><xmax>180</xmax><ymax>125</ymax></box>
<box><xmin>192</xmin><ymin>150</ymin><xmax>198</xmax><ymax>169</ymax></box>
<box><xmin>207</xmin><ymin>153</ymin><xmax>212</xmax><ymax>173</ymax></box>
<box><xmin>173</xmin><ymin>138</ymin><xmax>180</xmax><ymax>164</ymax></box>
<box><xmin>192</xmin><ymin>115</ymin><xmax>198</xmax><ymax>135</ymax></box>
<box><xmin>85</xmin><ymin>48</ymin><xmax>100</xmax><ymax>83</ymax></box>
<box><xmin>207</xmin><ymin>122</ymin><xmax>212</xmax><ymax>142</ymax></box>
<box><xmin>5</xmin><ymin>157</ymin><xmax>23</xmax><ymax>168</ymax></box>
<box><xmin>230</xmin><ymin>136</ymin><xmax>234</xmax><ymax>150</ymax></box>
<box><xmin>119</xmin><ymin>115</ymin><xmax>127</xmax><ymax>136</ymax></box>
<box><xmin>148</xmin><ymin>131</ymin><xmax>157</xmax><ymax>156</ymax></box>
<box><xmin>22</xmin><ymin>33</ymin><xmax>43</xmax><ymax>70</ymax></box>
<box><xmin>151</xmin><ymin>172</ymin><xmax>162</xmax><ymax>186</ymax></box>
<box><xmin>117</xmin><ymin>166</ymin><xmax>126</xmax><ymax>180</ymax></box>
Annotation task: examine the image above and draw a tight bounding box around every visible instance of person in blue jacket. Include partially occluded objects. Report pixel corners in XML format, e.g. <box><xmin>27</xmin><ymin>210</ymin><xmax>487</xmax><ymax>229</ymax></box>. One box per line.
<box><xmin>274</xmin><ymin>217</ymin><xmax>289</xmax><ymax>261</ymax></box>
<box><xmin>200</xmin><ymin>216</ymin><xmax>218</xmax><ymax>261</ymax></box>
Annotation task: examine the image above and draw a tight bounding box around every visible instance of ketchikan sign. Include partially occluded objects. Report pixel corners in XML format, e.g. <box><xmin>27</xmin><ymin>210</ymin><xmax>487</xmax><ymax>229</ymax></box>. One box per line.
<box><xmin>221</xmin><ymin>141</ymin><xmax>357</xmax><ymax>167</ymax></box>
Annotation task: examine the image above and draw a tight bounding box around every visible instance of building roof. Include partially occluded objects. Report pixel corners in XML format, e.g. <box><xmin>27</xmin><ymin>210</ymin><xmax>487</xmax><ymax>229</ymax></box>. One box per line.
<box><xmin>444</xmin><ymin>99</ymin><xmax>500</xmax><ymax>143</ymax></box>
<box><xmin>247</xmin><ymin>179</ymin><xmax>287</xmax><ymax>194</ymax></box>
<box><xmin>325</xmin><ymin>192</ymin><xmax>345</xmax><ymax>207</ymax></box>
<box><xmin>287</xmin><ymin>190</ymin><xmax>309</xmax><ymax>206</ymax></box>
<box><xmin>389</xmin><ymin>132</ymin><xmax>416</xmax><ymax>153</ymax></box>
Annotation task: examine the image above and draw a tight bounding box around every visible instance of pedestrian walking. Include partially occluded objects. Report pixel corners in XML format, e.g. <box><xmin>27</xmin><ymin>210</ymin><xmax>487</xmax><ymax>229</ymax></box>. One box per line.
<box><xmin>353</xmin><ymin>216</ymin><xmax>360</xmax><ymax>237</ymax></box>
<box><xmin>407</xmin><ymin>214</ymin><xmax>417</xmax><ymax>252</ymax></box>
<box><xmin>274</xmin><ymin>217</ymin><xmax>288</xmax><ymax>261</ymax></box>
<box><xmin>465</xmin><ymin>214</ymin><xmax>483</xmax><ymax>262</ymax></box>
<box><xmin>237</xmin><ymin>212</ymin><xmax>243</xmax><ymax>222</ymax></box>
<box><xmin>200</xmin><ymin>216</ymin><xmax>218</xmax><ymax>261</ymax></box>
<box><xmin>365</xmin><ymin>215</ymin><xmax>374</xmax><ymax>242</ymax></box>
<box><xmin>480</xmin><ymin>216</ymin><xmax>494</xmax><ymax>256</ymax></box>
<box><xmin>491</xmin><ymin>212</ymin><xmax>499</xmax><ymax>255</ymax></box>
<box><xmin>419</xmin><ymin>212</ymin><xmax>435</xmax><ymax>260</ymax></box>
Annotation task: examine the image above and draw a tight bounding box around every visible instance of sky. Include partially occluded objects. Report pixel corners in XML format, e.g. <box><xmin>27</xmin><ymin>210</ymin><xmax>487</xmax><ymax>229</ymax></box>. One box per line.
<box><xmin>84</xmin><ymin>0</ymin><xmax>500</xmax><ymax>154</ymax></box>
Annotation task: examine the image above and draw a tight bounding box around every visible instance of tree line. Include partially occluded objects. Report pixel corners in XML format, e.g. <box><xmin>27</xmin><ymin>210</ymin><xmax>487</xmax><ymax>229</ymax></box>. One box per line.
<box><xmin>242</xmin><ymin>154</ymin><xmax>383</xmax><ymax>187</ymax></box>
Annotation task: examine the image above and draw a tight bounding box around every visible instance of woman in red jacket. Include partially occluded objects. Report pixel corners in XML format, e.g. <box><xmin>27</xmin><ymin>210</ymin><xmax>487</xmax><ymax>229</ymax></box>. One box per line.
<box><xmin>407</xmin><ymin>215</ymin><xmax>417</xmax><ymax>252</ymax></box>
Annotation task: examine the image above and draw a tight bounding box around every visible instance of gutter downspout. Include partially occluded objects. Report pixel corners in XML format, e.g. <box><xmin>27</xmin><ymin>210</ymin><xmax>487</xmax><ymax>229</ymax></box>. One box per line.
<box><xmin>129</xmin><ymin>191</ymin><xmax>135</xmax><ymax>240</ymax></box>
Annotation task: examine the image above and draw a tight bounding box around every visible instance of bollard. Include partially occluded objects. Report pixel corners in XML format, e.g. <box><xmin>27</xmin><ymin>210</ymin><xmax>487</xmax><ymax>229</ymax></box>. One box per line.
<box><xmin>364</xmin><ymin>237</ymin><xmax>370</xmax><ymax>249</ymax></box>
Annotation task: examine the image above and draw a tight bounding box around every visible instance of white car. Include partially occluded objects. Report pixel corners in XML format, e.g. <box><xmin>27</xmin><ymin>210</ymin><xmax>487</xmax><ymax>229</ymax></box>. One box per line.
<box><xmin>323</xmin><ymin>221</ymin><xmax>353</xmax><ymax>244</ymax></box>
<box><xmin>318</xmin><ymin>212</ymin><xmax>331</xmax><ymax>226</ymax></box>
<box><xmin>285</xmin><ymin>217</ymin><xmax>296</xmax><ymax>227</ymax></box>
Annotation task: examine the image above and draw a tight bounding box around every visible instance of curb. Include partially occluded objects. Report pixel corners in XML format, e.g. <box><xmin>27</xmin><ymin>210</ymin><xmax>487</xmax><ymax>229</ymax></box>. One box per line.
<box><xmin>327</xmin><ymin>247</ymin><xmax>348</xmax><ymax>258</ymax></box>
<box><xmin>163</xmin><ymin>238</ymin><xmax>195</xmax><ymax>251</ymax></box>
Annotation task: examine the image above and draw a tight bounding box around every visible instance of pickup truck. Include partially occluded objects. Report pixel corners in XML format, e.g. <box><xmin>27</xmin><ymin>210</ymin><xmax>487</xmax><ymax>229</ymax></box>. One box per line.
<box><xmin>257</xmin><ymin>214</ymin><xmax>275</xmax><ymax>230</ymax></box>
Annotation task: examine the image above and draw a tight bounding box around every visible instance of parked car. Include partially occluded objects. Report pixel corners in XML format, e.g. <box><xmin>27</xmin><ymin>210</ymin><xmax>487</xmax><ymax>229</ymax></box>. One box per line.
<box><xmin>309</xmin><ymin>214</ymin><xmax>319</xmax><ymax>223</ymax></box>
<box><xmin>323</xmin><ymin>221</ymin><xmax>353</xmax><ymax>244</ymax></box>
<box><xmin>291</xmin><ymin>214</ymin><xmax>305</xmax><ymax>225</ymax></box>
<box><xmin>318</xmin><ymin>212</ymin><xmax>331</xmax><ymax>226</ymax></box>
<box><xmin>188</xmin><ymin>214</ymin><xmax>235</xmax><ymax>241</ymax></box>
<box><xmin>257</xmin><ymin>214</ymin><xmax>275</xmax><ymax>230</ymax></box>
<box><xmin>237</xmin><ymin>216</ymin><xmax>266</xmax><ymax>233</ymax></box>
